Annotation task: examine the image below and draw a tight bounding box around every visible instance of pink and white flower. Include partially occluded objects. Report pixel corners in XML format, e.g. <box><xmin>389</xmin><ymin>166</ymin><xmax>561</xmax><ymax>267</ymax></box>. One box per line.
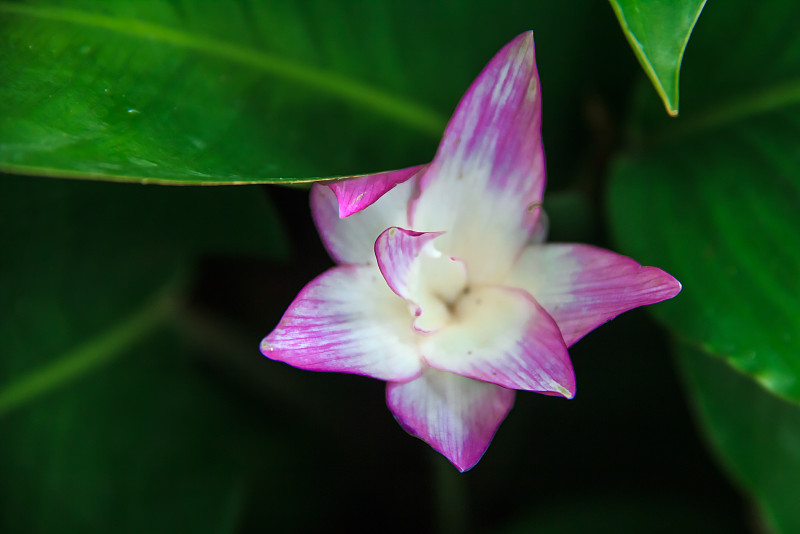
<box><xmin>261</xmin><ymin>32</ymin><xmax>681</xmax><ymax>471</ymax></box>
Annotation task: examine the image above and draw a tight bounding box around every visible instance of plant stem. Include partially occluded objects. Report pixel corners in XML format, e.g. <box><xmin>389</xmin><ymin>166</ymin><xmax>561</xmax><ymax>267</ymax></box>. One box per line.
<box><xmin>434</xmin><ymin>451</ymin><xmax>469</xmax><ymax>534</ymax></box>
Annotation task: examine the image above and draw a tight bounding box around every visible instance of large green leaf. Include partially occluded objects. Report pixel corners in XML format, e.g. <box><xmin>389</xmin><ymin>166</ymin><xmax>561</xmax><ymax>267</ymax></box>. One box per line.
<box><xmin>0</xmin><ymin>176</ymin><xmax>286</xmax><ymax>532</ymax></box>
<box><xmin>609</xmin><ymin>2</ymin><xmax>800</xmax><ymax>528</ymax></box>
<box><xmin>678</xmin><ymin>345</ymin><xmax>800</xmax><ymax>534</ymax></box>
<box><xmin>0</xmin><ymin>0</ymin><xmax>439</xmax><ymax>183</ymax></box>
<box><xmin>608</xmin><ymin>1</ymin><xmax>800</xmax><ymax>404</ymax></box>
<box><xmin>0</xmin><ymin>0</ymin><xmax>607</xmax><ymax>185</ymax></box>
<box><xmin>609</xmin><ymin>0</ymin><xmax>706</xmax><ymax>116</ymax></box>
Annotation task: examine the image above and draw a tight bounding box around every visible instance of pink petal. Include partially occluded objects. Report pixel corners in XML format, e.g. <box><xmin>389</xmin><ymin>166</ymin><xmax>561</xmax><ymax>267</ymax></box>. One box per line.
<box><xmin>328</xmin><ymin>165</ymin><xmax>427</xmax><ymax>218</ymax></box>
<box><xmin>420</xmin><ymin>286</ymin><xmax>575</xmax><ymax>397</ymax></box>
<box><xmin>374</xmin><ymin>227</ymin><xmax>444</xmax><ymax>300</ymax></box>
<box><xmin>311</xmin><ymin>170</ymin><xmax>422</xmax><ymax>264</ymax></box>
<box><xmin>386</xmin><ymin>369</ymin><xmax>515</xmax><ymax>472</ymax></box>
<box><xmin>261</xmin><ymin>264</ymin><xmax>422</xmax><ymax>381</ymax></box>
<box><xmin>507</xmin><ymin>244</ymin><xmax>682</xmax><ymax>347</ymax></box>
<box><xmin>410</xmin><ymin>31</ymin><xmax>546</xmax><ymax>283</ymax></box>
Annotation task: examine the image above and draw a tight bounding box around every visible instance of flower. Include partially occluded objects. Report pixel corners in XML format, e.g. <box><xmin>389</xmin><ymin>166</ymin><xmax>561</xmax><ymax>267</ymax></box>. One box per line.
<box><xmin>261</xmin><ymin>31</ymin><xmax>681</xmax><ymax>471</ymax></box>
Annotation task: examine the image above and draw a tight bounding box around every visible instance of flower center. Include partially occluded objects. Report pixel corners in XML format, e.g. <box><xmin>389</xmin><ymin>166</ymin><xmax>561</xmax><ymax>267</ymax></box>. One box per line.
<box><xmin>410</xmin><ymin>252</ymin><xmax>468</xmax><ymax>333</ymax></box>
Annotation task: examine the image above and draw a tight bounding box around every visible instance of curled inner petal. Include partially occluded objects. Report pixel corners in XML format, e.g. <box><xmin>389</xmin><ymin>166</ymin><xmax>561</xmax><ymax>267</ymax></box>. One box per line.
<box><xmin>374</xmin><ymin>227</ymin><xmax>468</xmax><ymax>333</ymax></box>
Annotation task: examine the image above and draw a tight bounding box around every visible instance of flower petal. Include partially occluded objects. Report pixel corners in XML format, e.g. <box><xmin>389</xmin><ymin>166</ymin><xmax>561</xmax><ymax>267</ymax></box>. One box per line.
<box><xmin>328</xmin><ymin>165</ymin><xmax>427</xmax><ymax>218</ymax></box>
<box><xmin>311</xmin><ymin>169</ymin><xmax>423</xmax><ymax>264</ymax></box>
<box><xmin>374</xmin><ymin>227</ymin><xmax>444</xmax><ymax>300</ymax></box>
<box><xmin>421</xmin><ymin>286</ymin><xmax>575</xmax><ymax>397</ymax></box>
<box><xmin>507</xmin><ymin>244</ymin><xmax>682</xmax><ymax>346</ymax></box>
<box><xmin>261</xmin><ymin>264</ymin><xmax>422</xmax><ymax>381</ymax></box>
<box><xmin>410</xmin><ymin>31</ymin><xmax>546</xmax><ymax>283</ymax></box>
<box><xmin>386</xmin><ymin>368</ymin><xmax>515</xmax><ymax>472</ymax></box>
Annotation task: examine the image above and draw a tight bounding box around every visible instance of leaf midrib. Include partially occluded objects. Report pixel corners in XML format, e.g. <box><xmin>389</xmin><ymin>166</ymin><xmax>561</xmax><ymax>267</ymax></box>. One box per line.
<box><xmin>0</xmin><ymin>2</ymin><xmax>448</xmax><ymax>138</ymax></box>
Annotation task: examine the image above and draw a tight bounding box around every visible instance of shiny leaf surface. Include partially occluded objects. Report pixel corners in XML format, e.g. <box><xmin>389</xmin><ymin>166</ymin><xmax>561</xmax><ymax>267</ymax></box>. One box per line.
<box><xmin>0</xmin><ymin>0</ymin><xmax>603</xmax><ymax>184</ymax></box>
<box><xmin>609</xmin><ymin>0</ymin><xmax>706</xmax><ymax>115</ymax></box>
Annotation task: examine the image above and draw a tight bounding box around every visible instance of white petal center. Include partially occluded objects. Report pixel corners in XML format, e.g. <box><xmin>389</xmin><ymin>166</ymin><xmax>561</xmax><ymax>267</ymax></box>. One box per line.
<box><xmin>420</xmin><ymin>286</ymin><xmax>529</xmax><ymax>360</ymax></box>
<box><xmin>407</xmin><ymin>244</ymin><xmax>468</xmax><ymax>333</ymax></box>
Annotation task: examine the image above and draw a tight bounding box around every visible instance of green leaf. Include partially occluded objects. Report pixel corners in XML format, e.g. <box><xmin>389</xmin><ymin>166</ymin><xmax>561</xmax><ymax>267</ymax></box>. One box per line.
<box><xmin>0</xmin><ymin>0</ymin><xmax>620</xmax><ymax>185</ymax></box>
<box><xmin>607</xmin><ymin>1</ymin><xmax>800</xmax><ymax>404</ymax></box>
<box><xmin>609</xmin><ymin>0</ymin><xmax>706</xmax><ymax>116</ymax></box>
<box><xmin>0</xmin><ymin>0</ymin><xmax>444</xmax><ymax>183</ymax></box>
<box><xmin>0</xmin><ymin>176</ymin><xmax>286</xmax><ymax>531</ymax></box>
<box><xmin>678</xmin><ymin>344</ymin><xmax>800</xmax><ymax>534</ymax></box>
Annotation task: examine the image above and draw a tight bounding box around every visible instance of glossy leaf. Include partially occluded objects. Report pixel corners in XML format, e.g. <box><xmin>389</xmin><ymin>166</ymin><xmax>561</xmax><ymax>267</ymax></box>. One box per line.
<box><xmin>0</xmin><ymin>0</ymin><xmax>440</xmax><ymax>184</ymax></box>
<box><xmin>0</xmin><ymin>0</ymin><xmax>603</xmax><ymax>185</ymax></box>
<box><xmin>608</xmin><ymin>1</ymin><xmax>800</xmax><ymax>404</ymax></box>
<box><xmin>0</xmin><ymin>176</ymin><xmax>287</xmax><ymax>531</ymax></box>
<box><xmin>609</xmin><ymin>0</ymin><xmax>706</xmax><ymax>116</ymax></box>
<box><xmin>678</xmin><ymin>345</ymin><xmax>800</xmax><ymax>534</ymax></box>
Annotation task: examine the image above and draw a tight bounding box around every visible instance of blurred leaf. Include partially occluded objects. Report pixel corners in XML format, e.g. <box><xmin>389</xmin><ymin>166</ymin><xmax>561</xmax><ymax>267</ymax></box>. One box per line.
<box><xmin>609</xmin><ymin>0</ymin><xmax>706</xmax><ymax>116</ymax></box>
<box><xmin>0</xmin><ymin>176</ymin><xmax>286</xmax><ymax>532</ymax></box>
<box><xmin>0</xmin><ymin>331</ymin><xmax>247</xmax><ymax>534</ymax></box>
<box><xmin>608</xmin><ymin>1</ymin><xmax>800</xmax><ymax>404</ymax></box>
<box><xmin>0</xmin><ymin>0</ymin><xmax>619</xmax><ymax>185</ymax></box>
<box><xmin>0</xmin><ymin>176</ymin><xmax>286</xmax><ymax>382</ymax></box>
<box><xmin>678</xmin><ymin>345</ymin><xmax>800</xmax><ymax>534</ymax></box>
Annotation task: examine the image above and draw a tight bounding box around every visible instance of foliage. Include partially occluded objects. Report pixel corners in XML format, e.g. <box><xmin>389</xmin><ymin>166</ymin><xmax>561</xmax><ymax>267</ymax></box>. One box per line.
<box><xmin>607</xmin><ymin>2</ymin><xmax>800</xmax><ymax>530</ymax></box>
